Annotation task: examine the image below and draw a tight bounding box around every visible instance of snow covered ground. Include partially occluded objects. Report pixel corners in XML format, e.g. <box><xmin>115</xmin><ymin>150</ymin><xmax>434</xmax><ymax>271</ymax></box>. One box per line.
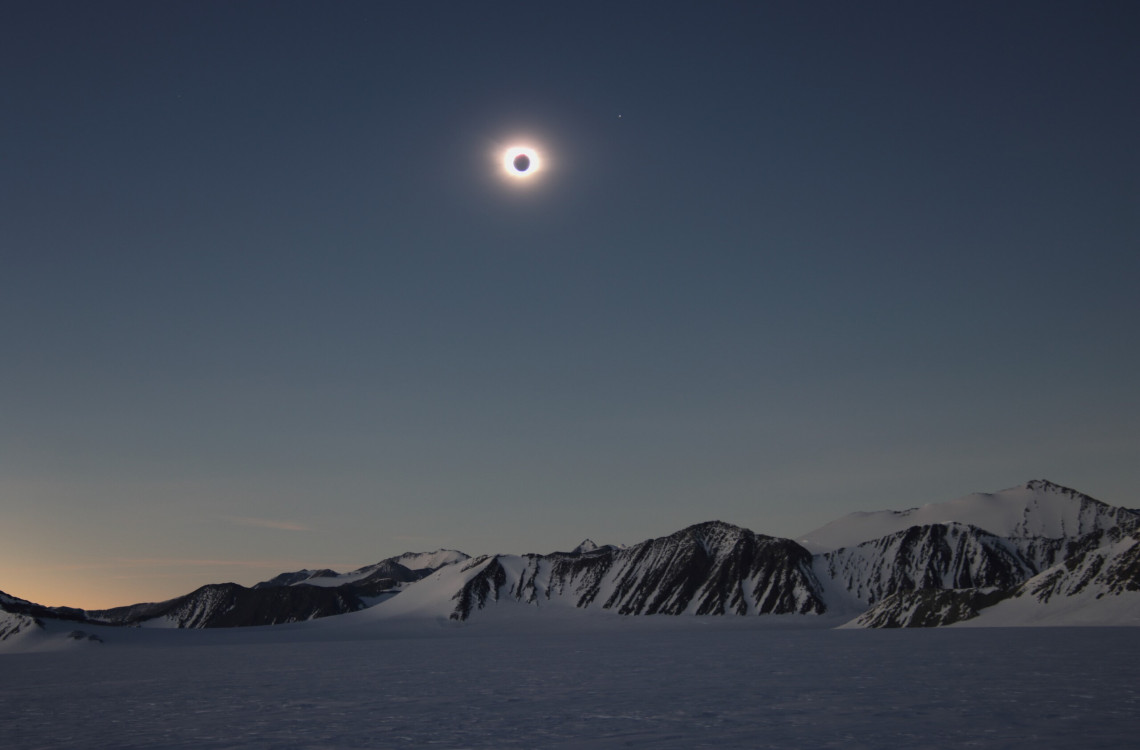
<box><xmin>797</xmin><ymin>480</ymin><xmax>1134</xmax><ymax>554</ymax></box>
<box><xmin>3</xmin><ymin>616</ymin><xmax>1138</xmax><ymax>749</ymax></box>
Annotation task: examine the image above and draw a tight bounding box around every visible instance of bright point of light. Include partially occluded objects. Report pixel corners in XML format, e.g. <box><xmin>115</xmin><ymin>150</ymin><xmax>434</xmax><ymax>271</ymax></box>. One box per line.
<box><xmin>503</xmin><ymin>146</ymin><xmax>540</xmax><ymax>178</ymax></box>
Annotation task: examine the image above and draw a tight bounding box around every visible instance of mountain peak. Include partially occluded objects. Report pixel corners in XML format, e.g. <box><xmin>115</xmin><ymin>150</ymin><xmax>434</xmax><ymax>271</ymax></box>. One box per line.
<box><xmin>665</xmin><ymin>520</ymin><xmax>754</xmax><ymax>557</ymax></box>
<box><xmin>1023</xmin><ymin>479</ymin><xmax>1093</xmax><ymax>500</ymax></box>
<box><xmin>800</xmin><ymin>481</ymin><xmax>1135</xmax><ymax>553</ymax></box>
<box><xmin>678</xmin><ymin>520</ymin><xmax>745</xmax><ymax>536</ymax></box>
<box><xmin>391</xmin><ymin>549</ymin><xmax>470</xmax><ymax>572</ymax></box>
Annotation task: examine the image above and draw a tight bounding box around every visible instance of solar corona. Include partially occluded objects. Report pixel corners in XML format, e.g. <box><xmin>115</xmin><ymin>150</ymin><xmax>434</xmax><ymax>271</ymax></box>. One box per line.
<box><xmin>503</xmin><ymin>146</ymin><xmax>540</xmax><ymax>178</ymax></box>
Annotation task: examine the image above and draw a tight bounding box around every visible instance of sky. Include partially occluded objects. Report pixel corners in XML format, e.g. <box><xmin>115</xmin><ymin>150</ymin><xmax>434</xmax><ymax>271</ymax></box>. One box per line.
<box><xmin>2</xmin><ymin>1</ymin><xmax>1138</xmax><ymax>609</ymax></box>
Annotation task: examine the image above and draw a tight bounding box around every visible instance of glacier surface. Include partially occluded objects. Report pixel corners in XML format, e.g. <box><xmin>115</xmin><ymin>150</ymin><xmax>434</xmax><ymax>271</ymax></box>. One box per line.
<box><xmin>3</xmin><ymin>618</ymin><xmax>1137</xmax><ymax>749</ymax></box>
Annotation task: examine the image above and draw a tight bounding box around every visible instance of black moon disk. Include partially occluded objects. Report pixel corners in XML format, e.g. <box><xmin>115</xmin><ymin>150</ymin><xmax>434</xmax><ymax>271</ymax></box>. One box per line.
<box><xmin>513</xmin><ymin>153</ymin><xmax>531</xmax><ymax>172</ymax></box>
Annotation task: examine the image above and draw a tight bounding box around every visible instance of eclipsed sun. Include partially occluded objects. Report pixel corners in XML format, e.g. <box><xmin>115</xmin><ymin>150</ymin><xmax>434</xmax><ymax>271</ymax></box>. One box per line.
<box><xmin>503</xmin><ymin>146</ymin><xmax>540</xmax><ymax>178</ymax></box>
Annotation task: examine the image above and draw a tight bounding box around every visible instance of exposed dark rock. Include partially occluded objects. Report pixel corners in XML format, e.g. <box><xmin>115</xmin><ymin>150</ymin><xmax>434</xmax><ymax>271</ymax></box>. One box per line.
<box><xmin>88</xmin><ymin>583</ymin><xmax>369</xmax><ymax>628</ymax></box>
<box><xmin>1016</xmin><ymin>530</ymin><xmax>1140</xmax><ymax>604</ymax></box>
<box><xmin>451</xmin><ymin>557</ymin><xmax>508</xmax><ymax>621</ymax></box>
<box><xmin>449</xmin><ymin>521</ymin><xmax>826</xmax><ymax>620</ymax></box>
<box><xmin>254</xmin><ymin>569</ymin><xmax>341</xmax><ymax>588</ymax></box>
<box><xmin>848</xmin><ymin>588</ymin><xmax>1012</xmax><ymax>628</ymax></box>
<box><xmin>820</xmin><ymin>523</ymin><xmax>1037</xmax><ymax>606</ymax></box>
<box><xmin>0</xmin><ymin>611</ymin><xmax>43</xmax><ymax>641</ymax></box>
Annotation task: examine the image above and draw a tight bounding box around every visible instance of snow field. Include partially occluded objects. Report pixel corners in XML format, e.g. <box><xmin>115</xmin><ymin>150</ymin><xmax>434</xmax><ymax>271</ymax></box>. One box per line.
<box><xmin>3</xmin><ymin>624</ymin><xmax>1138</xmax><ymax>749</ymax></box>
<box><xmin>799</xmin><ymin>481</ymin><xmax>1130</xmax><ymax>553</ymax></box>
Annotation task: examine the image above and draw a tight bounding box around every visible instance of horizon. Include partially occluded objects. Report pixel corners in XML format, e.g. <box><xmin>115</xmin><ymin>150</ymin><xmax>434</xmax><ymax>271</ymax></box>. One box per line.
<box><xmin>5</xmin><ymin>476</ymin><xmax>1129</xmax><ymax>610</ymax></box>
<box><xmin>3</xmin><ymin>2</ymin><xmax>1138</xmax><ymax>611</ymax></box>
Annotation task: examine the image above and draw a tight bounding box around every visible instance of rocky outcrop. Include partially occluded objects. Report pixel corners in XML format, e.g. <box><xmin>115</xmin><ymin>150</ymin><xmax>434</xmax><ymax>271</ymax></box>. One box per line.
<box><xmin>843</xmin><ymin>588</ymin><xmax>1011</xmax><ymax>628</ymax></box>
<box><xmin>88</xmin><ymin>583</ymin><xmax>369</xmax><ymax>628</ymax></box>
<box><xmin>448</xmin><ymin>521</ymin><xmax>826</xmax><ymax>620</ymax></box>
<box><xmin>1015</xmin><ymin>531</ymin><xmax>1140</xmax><ymax>604</ymax></box>
<box><xmin>818</xmin><ymin>523</ymin><xmax>1036</xmax><ymax>606</ymax></box>
<box><xmin>0</xmin><ymin>610</ymin><xmax>43</xmax><ymax>641</ymax></box>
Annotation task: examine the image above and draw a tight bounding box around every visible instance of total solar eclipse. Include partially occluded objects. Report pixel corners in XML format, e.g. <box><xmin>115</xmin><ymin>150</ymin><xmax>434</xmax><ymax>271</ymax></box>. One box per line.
<box><xmin>504</xmin><ymin>146</ymin><xmax>540</xmax><ymax>178</ymax></box>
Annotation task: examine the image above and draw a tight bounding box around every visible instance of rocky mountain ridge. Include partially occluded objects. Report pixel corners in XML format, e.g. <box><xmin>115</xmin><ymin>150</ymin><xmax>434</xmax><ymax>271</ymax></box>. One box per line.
<box><xmin>3</xmin><ymin>480</ymin><xmax>1137</xmax><ymax>633</ymax></box>
<box><xmin>450</xmin><ymin>521</ymin><xmax>825</xmax><ymax>621</ymax></box>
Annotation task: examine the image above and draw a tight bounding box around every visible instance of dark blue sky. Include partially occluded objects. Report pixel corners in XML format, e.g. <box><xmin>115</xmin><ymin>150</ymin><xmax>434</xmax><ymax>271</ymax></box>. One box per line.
<box><xmin>2</xmin><ymin>1</ymin><xmax>1138</xmax><ymax>607</ymax></box>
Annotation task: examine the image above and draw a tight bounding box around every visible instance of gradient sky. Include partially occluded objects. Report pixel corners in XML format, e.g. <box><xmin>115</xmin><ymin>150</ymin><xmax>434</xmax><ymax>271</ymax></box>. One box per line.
<box><xmin>3</xmin><ymin>1</ymin><xmax>1138</xmax><ymax>609</ymax></box>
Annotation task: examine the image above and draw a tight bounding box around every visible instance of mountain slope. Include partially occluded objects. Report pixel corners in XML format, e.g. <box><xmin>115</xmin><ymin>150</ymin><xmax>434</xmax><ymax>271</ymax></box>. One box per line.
<box><xmin>840</xmin><ymin>588</ymin><xmax>1011</xmax><ymax>628</ymax></box>
<box><xmin>800</xmin><ymin>480</ymin><xmax>1136</xmax><ymax>553</ymax></box>
<box><xmin>956</xmin><ymin>529</ymin><xmax>1140</xmax><ymax>627</ymax></box>
<box><xmin>255</xmin><ymin>549</ymin><xmax>469</xmax><ymax>591</ymax></box>
<box><xmin>0</xmin><ymin>610</ymin><xmax>43</xmax><ymax>642</ymax></box>
<box><xmin>817</xmin><ymin>523</ymin><xmax>1036</xmax><ymax>607</ymax></box>
<box><xmin>88</xmin><ymin>583</ymin><xmax>371</xmax><ymax>628</ymax></box>
<box><xmin>0</xmin><ymin>590</ymin><xmax>89</xmax><ymax>626</ymax></box>
<box><xmin>833</xmin><ymin>524</ymin><xmax>1140</xmax><ymax>628</ymax></box>
<box><xmin>443</xmin><ymin>521</ymin><xmax>827</xmax><ymax>620</ymax></box>
<box><xmin>6</xmin><ymin>480</ymin><xmax>1139</xmax><ymax>632</ymax></box>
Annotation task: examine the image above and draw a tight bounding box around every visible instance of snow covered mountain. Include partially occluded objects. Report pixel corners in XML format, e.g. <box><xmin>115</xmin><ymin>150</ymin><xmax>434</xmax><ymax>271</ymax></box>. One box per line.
<box><xmin>81</xmin><ymin>549</ymin><xmax>473</xmax><ymax>628</ymax></box>
<box><xmin>0</xmin><ymin>610</ymin><xmax>42</xmax><ymax>642</ymax></box>
<box><xmin>3</xmin><ymin>480</ymin><xmax>1138</xmax><ymax>636</ymax></box>
<box><xmin>814</xmin><ymin>482</ymin><xmax>1139</xmax><ymax>627</ymax></box>
<box><xmin>446</xmin><ymin>521</ymin><xmax>826</xmax><ymax>620</ymax></box>
<box><xmin>0</xmin><ymin>549</ymin><xmax>474</xmax><ymax>633</ymax></box>
<box><xmin>800</xmin><ymin>479</ymin><xmax>1137</xmax><ymax>553</ymax></box>
<box><xmin>254</xmin><ymin>549</ymin><xmax>469</xmax><ymax>592</ymax></box>
<box><xmin>243</xmin><ymin>549</ymin><xmax>472</xmax><ymax>613</ymax></box>
<box><xmin>840</xmin><ymin>587</ymin><xmax>1011</xmax><ymax>629</ymax></box>
<box><xmin>392</xmin><ymin>550</ymin><xmax>471</xmax><ymax>571</ymax></box>
<box><xmin>423</xmin><ymin>486</ymin><xmax>1136</xmax><ymax>627</ymax></box>
<box><xmin>959</xmin><ymin>527</ymin><xmax>1140</xmax><ymax>626</ymax></box>
<box><xmin>422</xmin><ymin>482</ymin><xmax>1137</xmax><ymax>627</ymax></box>
<box><xmin>87</xmin><ymin>582</ymin><xmax>371</xmax><ymax>628</ymax></box>
<box><xmin>847</xmin><ymin>527</ymin><xmax>1140</xmax><ymax>629</ymax></box>
<box><xmin>0</xmin><ymin>590</ymin><xmax>88</xmax><ymax>626</ymax></box>
<box><xmin>815</xmin><ymin>522</ymin><xmax>1036</xmax><ymax>607</ymax></box>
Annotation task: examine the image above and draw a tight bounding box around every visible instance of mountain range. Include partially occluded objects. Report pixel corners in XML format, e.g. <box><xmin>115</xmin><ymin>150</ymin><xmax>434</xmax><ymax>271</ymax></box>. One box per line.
<box><xmin>3</xmin><ymin>480</ymin><xmax>1138</xmax><ymax>641</ymax></box>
